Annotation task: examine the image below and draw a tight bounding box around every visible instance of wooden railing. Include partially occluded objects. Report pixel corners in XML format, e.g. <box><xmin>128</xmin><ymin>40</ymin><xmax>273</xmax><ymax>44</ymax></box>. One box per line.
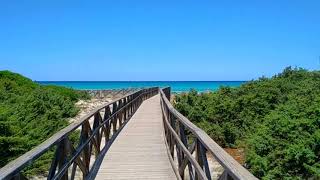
<box><xmin>160</xmin><ymin>87</ymin><xmax>258</xmax><ymax>180</ymax></box>
<box><xmin>0</xmin><ymin>87</ymin><xmax>158</xmax><ymax>180</ymax></box>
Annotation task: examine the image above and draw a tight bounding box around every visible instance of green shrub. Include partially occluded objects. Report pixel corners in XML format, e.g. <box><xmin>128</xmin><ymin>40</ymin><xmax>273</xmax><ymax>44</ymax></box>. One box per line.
<box><xmin>0</xmin><ymin>71</ymin><xmax>88</xmax><ymax>176</ymax></box>
<box><xmin>174</xmin><ymin>67</ymin><xmax>320</xmax><ymax>179</ymax></box>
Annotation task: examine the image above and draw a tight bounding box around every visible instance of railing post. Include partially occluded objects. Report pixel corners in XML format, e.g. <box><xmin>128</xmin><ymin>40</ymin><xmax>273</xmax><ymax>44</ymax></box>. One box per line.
<box><xmin>130</xmin><ymin>95</ymin><xmax>133</xmax><ymax>114</ymax></box>
<box><xmin>118</xmin><ymin>99</ymin><xmax>123</xmax><ymax>127</ymax></box>
<box><xmin>218</xmin><ymin>171</ymin><xmax>233</xmax><ymax>180</ymax></box>
<box><xmin>196</xmin><ymin>139</ymin><xmax>211</xmax><ymax>180</ymax></box>
<box><xmin>58</xmin><ymin>138</ymin><xmax>68</xmax><ymax>180</ymax></box>
<box><xmin>168</xmin><ymin>113</ymin><xmax>175</xmax><ymax>159</ymax></box>
<box><xmin>178</xmin><ymin>122</ymin><xmax>195</xmax><ymax>179</ymax></box>
<box><xmin>164</xmin><ymin>87</ymin><xmax>171</xmax><ymax>101</ymax></box>
<box><xmin>81</xmin><ymin>122</ymin><xmax>91</xmax><ymax>177</ymax></box>
<box><xmin>123</xmin><ymin>98</ymin><xmax>127</xmax><ymax>121</ymax></box>
<box><xmin>48</xmin><ymin>141</ymin><xmax>64</xmax><ymax>180</ymax></box>
<box><xmin>112</xmin><ymin>102</ymin><xmax>118</xmax><ymax>134</ymax></box>
<box><xmin>104</xmin><ymin>106</ymin><xmax>112</xmax><ymax>143</ymax></box>
<box><xmin>93</xmin><ymin>113</ymin><xmax>101</xmax><ymax>154</ymax></box>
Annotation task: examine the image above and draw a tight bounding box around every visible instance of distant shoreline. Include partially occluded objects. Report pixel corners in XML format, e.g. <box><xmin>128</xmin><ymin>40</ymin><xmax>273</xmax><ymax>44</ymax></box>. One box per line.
<box><xmin>36</xmin><ymin>80</ymin><xmax>246</xmax><ymax>82</ymax></box>
<box><xmin>38</xmin><ymin>81</ymin><xmax>246</xmax><ymax>92</ymax></box>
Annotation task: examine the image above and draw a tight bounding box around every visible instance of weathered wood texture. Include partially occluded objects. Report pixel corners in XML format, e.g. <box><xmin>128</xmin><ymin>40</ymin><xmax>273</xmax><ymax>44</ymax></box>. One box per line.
<box><xmin>0</xmin><ymin>87</ymin><xmax>158</xmax><ymax>180</ymax></box>
<box><xmin>95</xmin><ymin>94</ymin><xmax>176</xmax><ymax>180</ymax></box>
<box><xmin>160</xmin><ymin>87</ymin><xmax>258</xmax><ymax>180</ymax></box>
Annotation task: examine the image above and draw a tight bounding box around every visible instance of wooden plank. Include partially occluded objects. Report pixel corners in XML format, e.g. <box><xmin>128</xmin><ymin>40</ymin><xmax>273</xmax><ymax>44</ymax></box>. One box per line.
<box><xmin>95</xmin><ymin>95</ymin><xmax>176</xmax><ymax>180</ymax></box>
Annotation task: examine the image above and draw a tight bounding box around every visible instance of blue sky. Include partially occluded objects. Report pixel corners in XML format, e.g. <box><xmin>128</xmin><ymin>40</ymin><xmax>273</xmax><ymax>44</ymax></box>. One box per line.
<box><xmin>0</xmin><ymin>1</ymin><xmax>319</xmax><ymax>81</ymax></box>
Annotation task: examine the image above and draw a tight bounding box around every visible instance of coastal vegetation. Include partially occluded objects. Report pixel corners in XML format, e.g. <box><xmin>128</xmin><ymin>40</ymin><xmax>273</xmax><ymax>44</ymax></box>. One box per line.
<box><xmin>2</xmin><ymin>68</ymin><xmax>319</xmax><ymax>179</ymax></box>
<box><xmin>174</xmin><ymin>67</ymin><xmax>320</xmax><ymax>179</ymax></box>
<box><xmin>0</xmin><ymin>71</ymin><xmax>89</xmax><ymax>174</ymax></box>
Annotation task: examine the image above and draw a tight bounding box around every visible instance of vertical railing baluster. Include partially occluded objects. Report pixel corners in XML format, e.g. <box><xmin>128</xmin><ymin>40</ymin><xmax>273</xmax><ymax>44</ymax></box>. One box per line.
<box><xmin>168</xmin><ymin>111</ymin><xmax>175</xmax><ymax>159</ymax></box>
<box><xmin>218</xmin><ymin>170</ymin><xmax>233</xmax><ymax>180</ymax></box>
<box><xmin>126</xmin><ymin>96</ymin><xmax>131</xmax><ymax>119</ymax></box>
<box><xmin>81</xmin><ymin>122</ymin><xmax>90</xmax><ymax>177</ymax></box>
<box><xmin>118</xmin><ymin>99</ymin><xmax>123</xmax><ymax>126</ymax></box>
<box><xmin>176</xmin><ymin>121</ymin><xmax>183</xmax><ymax>178</ymax></box>
<box><xmin>123</xmin><ymin>98</ymin><xmax>127</xmax><ymax>121</ymax></box>
<box><xmin>130</xmin><ymin>95</ymin><xmax>133</xmax><ymax>114</ymax></box>
<box><xmin>112</xmin><ymin>102</ymin><xmax>118</xmax><ymax>134</ymax></box>
<box><xmin>48</xmin><ymin>142</ymin><xmax>64</xmax><ymax>180</ymax></box>
<box><xmin>104</xmin><ymin>106</ymin><xmax>111</xmax><ymax>143</ymax></box>
<box><xmin>70</xmin><ymin>162</ymin><xmax>77</xmax><ymax>180</ymax></box>
<box><xmin>93</xmin><ymin>113</ymin><xmax>101</xmax><ymax>155</ymax></box>
<box><xmin>179</xmin><ymin>122</ymin><xmax>195</xmax><ymax>180</ymax></box>
<box><xmin>58</xmin><ymin>138</ymin><xmax>68</xmax><ymax>180</ymax></box>
<box><xmin>196</xmin><ymin>139</ymin><xmax>211</xmax><ymax>180</ymax></box>
<box><xmin>130</xmin><ymin>95</ymin><xmax>133</xmax><ymax>115</ymax></box>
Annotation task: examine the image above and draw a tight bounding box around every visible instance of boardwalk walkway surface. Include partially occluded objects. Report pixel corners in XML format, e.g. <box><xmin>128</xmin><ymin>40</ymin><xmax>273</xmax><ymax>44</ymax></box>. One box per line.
<box><xmin>95</xmin><ymin>94</ymin><xmax>176</xmax><ymax>180</ymax></box>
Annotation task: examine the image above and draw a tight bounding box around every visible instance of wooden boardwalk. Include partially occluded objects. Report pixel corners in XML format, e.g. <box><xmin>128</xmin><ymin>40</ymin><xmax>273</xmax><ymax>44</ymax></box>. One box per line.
<box><xmin>95</xmin><ymin>94</ymin><xmax>176</xmax><ymax>180</ymax></box>
<box><xmin>0</xmin><ymin>88</ymin><xmax>257</xmax><ymax>180</ymax></box>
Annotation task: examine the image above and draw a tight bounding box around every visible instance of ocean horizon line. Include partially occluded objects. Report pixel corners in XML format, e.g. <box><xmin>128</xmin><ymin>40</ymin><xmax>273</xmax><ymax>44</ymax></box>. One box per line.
<box><xmin>37</xmin><ymin>80</ymin><xmax>247</xmax><ymax>82</ymax></box>
<box><xmin>38</xmin><ymin>81</ymin><xmax>246</xmax><ymax>92</ymax></box>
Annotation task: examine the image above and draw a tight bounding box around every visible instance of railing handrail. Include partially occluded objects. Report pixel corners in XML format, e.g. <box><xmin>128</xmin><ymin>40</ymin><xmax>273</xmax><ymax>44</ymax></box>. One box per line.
<box><xmin>0</xmin><ymin>87</ymin><xmax>158</xmax><ymax>180</ymax></box>
<box><xmin>159</xmin><ymin>87</ymin><xmax>258</xmax><ymax>180</ymax></box>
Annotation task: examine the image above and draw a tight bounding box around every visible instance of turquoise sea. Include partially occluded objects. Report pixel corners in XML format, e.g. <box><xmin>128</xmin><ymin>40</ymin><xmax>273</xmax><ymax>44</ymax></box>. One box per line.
<box><xmin>38</xmin><ymin>81</ymin><xmax>245</xmax><ymax>93</ymax></box>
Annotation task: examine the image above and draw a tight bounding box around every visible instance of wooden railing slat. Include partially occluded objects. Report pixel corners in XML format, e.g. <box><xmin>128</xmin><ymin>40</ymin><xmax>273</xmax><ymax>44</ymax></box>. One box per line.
<box><xmin>161</xmin><ymin>99</ymin><xmax>208</xmax><ymax>180</ymax></box>
<box><xmin>160</xmin><ymin>87</ymin><xmax>258</xmax><ymax>180</ymax></box>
